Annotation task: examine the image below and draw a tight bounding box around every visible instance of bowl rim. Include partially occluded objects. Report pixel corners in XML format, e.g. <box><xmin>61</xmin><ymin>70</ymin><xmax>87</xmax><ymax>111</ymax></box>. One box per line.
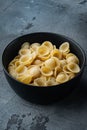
<box><xmin>2</xmin><ymin>32</ymin><xmax>86</xmax><ymax>88</ymax></box>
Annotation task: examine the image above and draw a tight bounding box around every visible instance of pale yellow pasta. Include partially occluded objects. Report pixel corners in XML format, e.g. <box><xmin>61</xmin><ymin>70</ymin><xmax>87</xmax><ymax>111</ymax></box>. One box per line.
<box><xmin>60</xmin><ymin>60</ymin><xmax>67</xmax><ymax>68</ymax></box>
<box><xmin>34</xmin><ymin>77</ymin><xmax>46</xmax><ymax>86</ymax></box>
<box><xmin>16</xmin><ymin>74</ymin><xmax>32</xmax><ymax>84</ymax></box>
<box><xmin>8</xmin><ymin>65</ymin><xmax>17</xmax><ymax>78</ymax></box>
<box><xmin>40</xmin><ymin>65</ymin><xmax>53</xmax><ymax>76</ymax></box>
<box><xmin>46</xmin><ymin>76</ymin><xmax>57</xmax><ymax>86</ymax></box>
<box><xmin>51</xmin><ymin>49</ymin><xmax>62</xmax><ymax>60</ymax></box>
<box><xmin>9</xmin><ymin>59</ymin><xmax>18</xmax><ymax>66</ymax></box>
<box><xmin>38</xmin><ymin>54</ymin><xmax>50</xmax><ymax>61</ymax></box>
<box><xmin>15</xmin><ymin>65</ymin><xmax>27</xmax><ymax>74</ymax></box>
<box><xmin>63</xmin><ymin>65</ymin><xmax>71</xmax><ymax>74</ymax></box>
<box><xmin>44</xmin><ymin>57</ymin><xmax>57</xmax><ymax>70</ymax></box>
<box><xmin>59</xmin><ymin>42</ymin><xmax>70</xmax><ymax>53</ymax></box>
<box><xmin>30</xmin><ymin>43</ymin><xmax>40</xmax><ymax>51</ymax></box>
<box><xmin>19</xmin><ymin>52</ymin><xmax>36</xmax><ymax>66</ymax></box>
<box><xmin>15</xmin><ymin>61</ymin><xmax>21</xmax><ymax>68</ymax></box>
<box><xmin>68</xmin><ymin>73</ymin><xmax>75</xmax><ymax>80</ymax></box>
<box><xmin>54</xmin><ymin>66</ymin><xmax>62</xmax><ymax>77</ymax></box>
<box><xmin>46</xmin><ymin>80</ymin><xmax>57</xmax><ymax>86</ymax></box>
<box><xmin>19</xmin><ymin>48</ymin><xmax>31</xmax><ymax>56</ymax></box>
<box><xmin>67</xmin><ymin>62</ymin><xmax>80</xmax><ymax>73</ymax></box>
<box><xmin>8</xmin><ymin>41</ymin><xmax>80</xmax><ymax>86</ymax></box>
<box><xmin>27</xmin><ymin>66</ymin><xmax>41</xmax><ymax>79</ymax></box>
<box><xmin>62</xmin><ymin>50</ymin><xmax>70</xmax><ymax>58</ymax></box>
<box><xmin>42</xmin><ymin>41</ymin><xmax>53</xmax><ymax>51</ymax></box>
<box><xmin>66</xmin><ymin>53</ymin><xmax>76</xmax><ymax>58</ymax></box>
<box><xmin>21</xmin><ymin>42</ymin><xmax>30</xmax><ymax>49</ymax></box>
<box><xmin>33</xmin><ymin>59</ymin><xmax>43</xmax><ymax>66</ymax></box>
<box><xmin>38</xmin><ymin>45</ymin><xmax>50</xmax><ymax>57</ymax></box>
<box><xmin>66</xmin><ymin>55</ymin><xmax>79</xmax><ymax>64</ymax></box>
<box><xmin>56</xmin><ymin>72</ymin><xmax>69</xmax><ymax>83</ymax></box>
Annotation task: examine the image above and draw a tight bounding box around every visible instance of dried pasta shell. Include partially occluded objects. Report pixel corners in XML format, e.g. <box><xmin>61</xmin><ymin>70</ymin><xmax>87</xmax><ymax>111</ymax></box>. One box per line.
<box><xmin>14</xmin><ymin>55</ymin><xmax>20</xmax><ymax>60</ymax></box>
<box><xmin>66</xmin><ymin>56</ymin><xmax>79</xmax><ymax>64</ymax></box>
<box><xmin>38</xmin><ymin>54</ymin><xmax>50</xmax><ymax>61</ymax></box>
<box><xmin>40</xmin><ymin>66</ymin><xmax>53</xmax><ymax>76</ymax></box>
<box><xmin>46</xmin><ymin>80</ymin><xmax>57</xmax><ymax>86</ymax></box>
<box><xmin>9</xmin><ymin>59</ymin><xmax>18</xmax><ymax>66</ymax></box>
<box><xmin>19</xmin><ymin>48</ymin><xmax>31</xmax><ymax>56</ymax></box>
<box><xmin>15</xmin><ymin>61</ymin><xmax>21</xmax><ymax>68</ymax></box>
<box><xmin>15</xmin><ymin>65</ymin><xmax>27</xmax><ymax>74</ymax></box>
<box><xmin>68</xmin><ymin>73</ymin><xmax>75</xmax><ymax>80</ymax></box>
<box><xmin>56</xmin><ymin>72</ymin><xmax>69</xmax><ymax>83</ymax></box>
<box><xmin>60</xmin><ymin>60</ymin><xmax>67</xmax><ymax>68</ymax></box>
<box><xmin>67</xmin><ymin>62</ymin><xmax>80</xmax><ymax>73</ymax></box>
<box><xmin>17</xmin><ymin>74</ymin><xmax>32</xmax><ymax>84</ymax></box>
<box><xmin>54</xmin><ymin>66</ymin><xmax>62</xmax><ymax>77</ymax></box>
<box><xmin>51</xmin><ymin>49</ymin><xmax>62</xmax><ymax>60</ymax></box>
<box><xmin>21</xmin><ymin>42</ymin><xmax>30</xmax><ymax>49</ymax></box>
<box><xmin>59</xmin><ymin>42</ymin><xmax>70</xmax><ymax>53</ymax></box>
<box><xmin>33</xmin><ymin>59</ymin><xmax>43</xmax><ymax>66</ymax></box>
<box><xmin>42</xmin><ymin>41</ymin><xmax>53</xmax><ymax>51</ymax></box>
<box><xmin>66</xmin><ymin>53</ymin><xmax>76</xmax><ymax>59</ymax></box>
<box><xmin>63</xmin><ymin>65</ymin><xmax>71</xmax><ymax>74</ymax></box>
<box><xmin>30</xmin><ymin>43</ymin><xmax>40</xmax><ymax>51</ymax></box>
<box><xmin>44</xmin><ymin>57</ymin><xmax>57</xmax><ymax>70</ymax></box>
<box><xmin>62</xmin><ymin>49</ymin><xmax>70</xmax><ymax>58</ymax></box>
<box><xmin>8</xmin><ymin>65</ymin><xmax>16</xmax><ymax>78</ymax></box>
<box><xmin>34</xmin><ymin>77</ymin><xmax>46</xmax><ymax>86</ymax></box>
<box><xmin>38</xmin><ymin>45</ymin><xmax>50</xmax><ymax>57</ymax></box>
<box><xmin>19</xmin><ymin>52</ymin><xmax>36</xmax><ymax>66</ymax></box>
<box><xmin>28</xmin><ymin>66</ymin><xmax>41</xmax><ymax>79</ymax></box>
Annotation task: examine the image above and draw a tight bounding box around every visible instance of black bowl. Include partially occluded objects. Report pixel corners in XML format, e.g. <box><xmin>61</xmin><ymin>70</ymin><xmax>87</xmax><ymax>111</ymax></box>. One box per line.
<box><xmin>2</xmin><ymin>32</ymin><xmax>86</xmax><ymax>104</ymax></box>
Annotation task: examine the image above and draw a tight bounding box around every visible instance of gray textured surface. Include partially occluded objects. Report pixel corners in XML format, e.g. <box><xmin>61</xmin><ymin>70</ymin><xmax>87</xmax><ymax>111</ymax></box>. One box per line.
<box><xmin>0</xmin><ymin>0</ymin><xmax>87</xmax><ymax>130</ymax></box>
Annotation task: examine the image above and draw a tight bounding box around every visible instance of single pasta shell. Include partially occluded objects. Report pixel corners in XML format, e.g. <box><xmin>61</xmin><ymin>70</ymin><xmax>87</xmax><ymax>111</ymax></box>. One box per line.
<box><xmin>56</xmin><ymin>72</ymin><xmax>69</xmax><ymax>83</ymax></box>
<box><xmin>33</xmin><ymin>59</ymin><xmax>42</xmax><ymax>66</ymax></box>
<box><xmin>38</xmin><ymin>54</ymin><xmax>50</xmax><ymax>61</ymax></box>
<box><xmin>62</xmin><ymin>49</ymin><xmax>70</xmax><ymax>58</ymax></box>
<box><xmin>15</xmin><ymin>65</ymin><xmax>27</xmax><ymax>74</ymax></box>
<box><xmin>9</xmin><ymin>59</ymin><xmax>18</xmax><ymax>66</ymax></box>
<box><xmin>42</xmin><ymin>41</ymin><xmax>53</xmax><ymax>51</ymax></box>
<box><xmin>14</xmin><ymin>55</ymin><xmax>20</xmax><ymax>60</ymax></box>
<box><xmin>37</xmin><ymin>45</ymin><xmax>50</xmax><ymax>56</ymax></box>
<box><xmin>30</xmin><ymin>43</ymin><xmax>40</xmax><ymax>51</ymax></box>
<box><xmin>66</xmin><ymin>53</ymin><xmax>76</xmax><ymax>59</ymax></box>
<box><xmin>34</xmin><ymin>78</ymin><xmax>46</xmax><ymax>86</ymax></box>
<box><xmin>59</xmin><ymin>42</ymin><xmax>70</xmax><ymax>53</ymax></box>
<box><xmin>54</xmin><ymin>66</ymin><xmax>62</xmax><ymax>77</ymax></box>
<box><xmin>17</xmin><ymin>75</ymin><xmax>32</xmax><ymax>84</ymax></box>
<box><xmin>8</xmin><ymin>66</ymin><xmax>17</xmax><ymax>78</ymax></box>
<box><xmin>46</xmin><ymin>80</ymin><xmax>57</xmax><ymax>86</ymax></box>
<box><xmin>66</xmin><ymin>56</ymin><xmax>79</xmax><ymax>64</ymax></box>
<box><xmin>19</xmin><ymin>48</ymin><xmax>31</xmax><ymax>56</ymax></box>
<box><xmin>44</xmin><ymin>58</ymin><xmax>56</xmax><ymax>70</ymax></box>
<box><xmin>60</xmin><ymin>60</ymin><xmax>67</xmax><ymax>68</ymax></box>
<box><xmin>19</xmin><ymin>53</ymin><xmax>36</xmax><ymax>66</ymax></box>
<box><xmin>52</xmin><ymin>57</ymin><xmax>60</xmax><ymax>67</ymax></box>
<box><xmin>51</xmin><ymin>49</ymin><xmax>62</xmax><ymax>60</ymax></box>
<box><xmin>40</xmin><ymin>66</ymin><xmax>53</xmax><ymax>76</ymax></box>
<box><xmin>68</xmin><ymin>73</ymin><xmax>76</xmax><ymax>80</ymax></box>
<box><xmin>63</xmin><ymin>65</ymin><xmax>71</xmax><ymax>74</ymax></box>
<box><xmin>15</xmin><ymin>61</ymin><xmax>21</xmax><ymax>68</ymax></box>
<box><xmin>67</xmin><ymin>62</ymin><xmax>80</xmax><ymax>73</ymax></box>
<box><xmin>28</xmin><ymin>66</ymin><xmax>41</xmax><ymax>79</ymax></box>
<box><xmin>21</xmin><ymin>42</ymin><xmax>30</xmax><ymax>49</ymax></box>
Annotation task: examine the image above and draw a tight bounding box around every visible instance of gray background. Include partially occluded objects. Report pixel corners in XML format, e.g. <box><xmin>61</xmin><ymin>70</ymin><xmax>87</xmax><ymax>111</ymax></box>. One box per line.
<box><xmin>0</xmin><ymin>0</ymin><xmax>87</xmax><ymax>130</ymax></box>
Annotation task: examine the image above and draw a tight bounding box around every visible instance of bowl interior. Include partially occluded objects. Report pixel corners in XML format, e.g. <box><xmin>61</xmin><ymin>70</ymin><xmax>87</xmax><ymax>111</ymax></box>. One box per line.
<box><xmin>2</xmin><ymin>32</ymin><xmax>85</xmax><ymax>74</ymax></box>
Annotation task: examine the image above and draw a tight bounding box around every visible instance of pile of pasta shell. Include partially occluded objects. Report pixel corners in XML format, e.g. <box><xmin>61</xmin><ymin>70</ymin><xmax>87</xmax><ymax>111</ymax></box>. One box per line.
<box><xmin>8</xmin><ymin>41</ymin><xmax>80</xmax><ymax>86</ymax></box>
